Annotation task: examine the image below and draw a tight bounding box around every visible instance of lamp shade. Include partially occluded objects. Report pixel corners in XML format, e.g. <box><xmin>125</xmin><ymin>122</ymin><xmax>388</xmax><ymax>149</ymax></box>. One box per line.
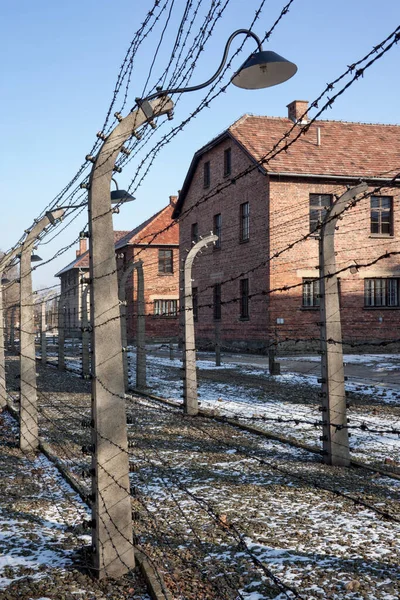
<box><xmin>31</xmin><ymin>254</ymin><xmax>42</xmax><ymax>263</ymax></box>
<box><xmin>1</xmin><ymin>277</ymin><xmax>10</xmax><ymax>285</ymax></box>
<box><xmin>231</xmin><ymin>50</ymin><xmax>297</xmax><ymax>89</ymax></box>
<box><xmin>110</xmin><ymin>189</ymin><xmax>135</xmax><ymax>204</ymax></box>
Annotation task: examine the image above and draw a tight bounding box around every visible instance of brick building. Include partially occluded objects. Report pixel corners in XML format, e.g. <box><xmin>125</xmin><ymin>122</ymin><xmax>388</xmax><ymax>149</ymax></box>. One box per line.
<box><xmin>55</xmin><ymin>231</ymin><xmax>129</xmax><ymax>338</ymax></box>
<box><xmin>115</xmin><ymin>198</ymin><xmax>179</xmax><ymax>342</ymax></box>
<box><xmin>55</xmin><ymin>198</ymin><xmax>179</xmax><ymax>342</ymax></box>
<box><xmin>172</xmin><ymin>100</ymin><xmax>400</xmax><ymax>352</ymax></box>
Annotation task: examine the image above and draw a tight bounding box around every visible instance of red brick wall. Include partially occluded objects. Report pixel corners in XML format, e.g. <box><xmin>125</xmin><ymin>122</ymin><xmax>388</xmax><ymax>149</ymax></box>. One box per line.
<box><xmin>269</xmin><ymin>179</ymin><xmax>400</xmax><ymax>350</ymax></box>
<box><xmin>179</xmin><ymin>137</ymin><xmax>400</xmax><ymax>352</ymax></box>
<box><xmin>119</xmin><ymin>205</ymin><xmax>180</xmax><ymax>342</ymax></box>
<box><xmin>178</xmin><ymin>137</ymin><xmax>270</xmax><ymax>351</ymax></box>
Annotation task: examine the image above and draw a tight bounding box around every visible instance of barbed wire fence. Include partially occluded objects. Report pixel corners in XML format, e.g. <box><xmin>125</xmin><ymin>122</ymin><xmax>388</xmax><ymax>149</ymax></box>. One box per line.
<box><xmin>1</xmin><ymin>3</ymin><xmax>400</xmax><ymax>597</ymax></box>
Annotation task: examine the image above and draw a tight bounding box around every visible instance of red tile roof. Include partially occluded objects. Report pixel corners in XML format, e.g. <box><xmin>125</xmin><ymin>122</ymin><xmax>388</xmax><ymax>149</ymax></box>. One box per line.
<box><xmin>172</xmin><ymin>113</ymin><xmax>400</xmax><ymax>219</ymax></box>
<box><xmin>230</xmin><ymin>115</ymin><xmax>400</xmax><ymax>178</ymax></box>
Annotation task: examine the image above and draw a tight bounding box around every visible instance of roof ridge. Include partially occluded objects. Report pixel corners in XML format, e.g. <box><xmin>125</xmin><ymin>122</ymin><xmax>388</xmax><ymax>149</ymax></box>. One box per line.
<box><xmin>230</xmin><ymin>114</ymin><xmax>400</xmax><ymax>128</ymax></box>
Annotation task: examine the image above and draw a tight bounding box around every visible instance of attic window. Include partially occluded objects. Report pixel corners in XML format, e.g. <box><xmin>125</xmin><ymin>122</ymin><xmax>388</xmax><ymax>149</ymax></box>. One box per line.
<box><xmin>224</xmin><ymin>148</ymin><xmax>231</xmax><ymax>176</ymax></box>
<box><xmin>203</xmin><ymin>161</ymin><xmax>210</xmax><ymax>188</ymax></box>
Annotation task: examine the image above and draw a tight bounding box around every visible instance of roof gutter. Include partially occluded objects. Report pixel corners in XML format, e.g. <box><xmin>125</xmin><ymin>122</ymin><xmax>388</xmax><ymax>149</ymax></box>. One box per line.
<box><xmin>269</xmin><ymin>171</ymin><xmax>400</xmax><ymax>184</ymax></box>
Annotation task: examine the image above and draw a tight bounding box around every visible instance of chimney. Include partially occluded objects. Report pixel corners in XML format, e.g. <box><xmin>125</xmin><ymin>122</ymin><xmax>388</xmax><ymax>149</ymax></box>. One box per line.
<box><xmin>169</xmin><ymin>195</ymin><xmax>178</xmax><ymax>206</ymax></box>
<box><xmin>287</xmin><ymin>100</ymin><xmax>309</xmax><ymax>124</ymax></box>
<box><xmin>76</xmin><ymin>237</ymin><xmax>87</xmax><ymax>257</ymax></box>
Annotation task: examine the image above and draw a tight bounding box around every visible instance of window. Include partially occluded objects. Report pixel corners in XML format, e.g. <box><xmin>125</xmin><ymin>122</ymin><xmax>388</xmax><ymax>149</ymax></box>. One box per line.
<box><xmin>302</xmin><ymin>278</ymin><xmax>320</xmax><ymax>307</ymax></box>
<box><xmin>370</xmin><ymin>196</ymin><xmax>393</xmax><ymax>236</ymax></box>
<box><xmin>364</xmin><ymin>278</ymin><xmax>400</xmax><ymax>307</ymax></box>
<box><xmin>213</xmin><ymin>213</ymin><xmax>221</xmax><ymax>249</ymax></box>
<box><xmin>192</xmin><ymin>287</ymin><xmax>198</xmax><ymax>321</ymax></box>
<box><xmin>203</xmin><ymin>161</ymin><xmax>210</xmax><ymax>188</ymax></box>
<box><xmin>191</xmin><ymin>223</ymin><xmax>198</xmax><ymax>245</ymax></box>
<box><xmin>224</xmin><ymin>148</ymin><xmax>231</xmax><ymax>176</ymax></box>
<box><xmin>240</xmin><ymin>202</ymin><xmax>249</xmax><ymax>242</ymax></box>
<box><xmin>154</xmin><ymin>299</ymin><xmax>178</xmax><ymax>317</ymax></box>
<box><xmin>309</xmin><ymin>194</ymin><xmax>333</xmax><ymax>234</ymax></box>
<box><xmin>240</xmin><ymin>279</ymin><xmax>249</xmax><ymax>319</ymax></box>
<box><xmin>213</xmin><ymin>284</ymin><xmax>221</xmax><ymax>320</ymax></box>
<box><xmin>158</xmin><ymin>249</ymin><xmax>173</xmax><ymax>274</ymax></box>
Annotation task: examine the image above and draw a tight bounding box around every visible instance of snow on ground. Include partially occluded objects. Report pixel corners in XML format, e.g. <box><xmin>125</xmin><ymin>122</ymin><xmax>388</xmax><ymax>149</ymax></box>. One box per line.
<box><xmin>127</xmin><ymin>398</ymin><xmax>400</xmax><ymax>599</ymax></box>
<box><xmin>127</xmin><ymin>349</ymin><xmax>400</xmax><ymax>469</ymax></box>
<box><xmin>0</xmin><ymin>417</ymin><xmax>91</xmax><ymax>589</ymax></box>
<box><xmin>41</xmin><ymin>343</ymin><xmax>400</xmax><ymax>468</ymax></box>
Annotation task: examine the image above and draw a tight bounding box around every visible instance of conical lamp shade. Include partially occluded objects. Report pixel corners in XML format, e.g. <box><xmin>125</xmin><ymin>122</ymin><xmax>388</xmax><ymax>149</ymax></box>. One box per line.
<box><xmin>232</xmin><ymin>50</ymin><xmax>297</xmax><ymax>89</ymax></box>
<box><xmin>111</xmin><ymin>189</ymin><xmax>135</xmax><ymax>204</ymax></box>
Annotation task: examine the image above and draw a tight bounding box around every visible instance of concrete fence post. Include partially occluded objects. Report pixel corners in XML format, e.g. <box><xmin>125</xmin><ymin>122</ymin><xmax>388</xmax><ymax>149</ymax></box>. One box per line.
<box><xmin>88</xmin><ymin>97</ymin><xmax>173</xmax><ymax>578</ymax></box>
<box><xmin>183</xmin><ymin>234</ymin><xmax>218</xmax><ymax>416</ymax></box>
<box><xmin>319</xmin><ymin>182</ymin><xmax>368</xmax><ymax>467</ymax></box>
<box><xmin>215</xmin><ymin>322</ymin><xmax>221</xmax><ymax>367</ymax></box>
<box><xmin>118</xmin><ymin>260</ymin><xmax>145</xmax><ymax>391</ymax></box>
<box><xmin>58</xmin><ymin>299</ymin><xmax>65</xmax><ymax>371</ymax></box>
<box><xmin>81</xmin><ymin>284</ymin><xmax>90</xmax><ymax>378</ymax></box>
<box><xmin>40</xmin><ymin>293</ymin><xmax>53</xmax><ymax>365</ymax></box>
<box><xmin>10</xmin><ymin>305</ymin><xmax>16</xmax><ymax>351</ymax></box>
<box><xmin>135</xmin><ymin>261</ymin><xmax>146</xmax><ymax>390</ymax></box>
<box><xmin>0</xmin><ymin>285</ymin><xmax>6</xmax><ymax>409</ymax></box>
<box><xmin>19</xmin><ymin>210</ymin><xmax>64</xmax><ymax>452</ymax></box>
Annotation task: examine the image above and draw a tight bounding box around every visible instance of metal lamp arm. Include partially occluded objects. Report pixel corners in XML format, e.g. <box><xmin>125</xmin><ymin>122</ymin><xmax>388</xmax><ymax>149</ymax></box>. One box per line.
<box><xmin>137</xmin><ymin>29</ymin><xmax>262</xmax><ymax>104</ymax></box>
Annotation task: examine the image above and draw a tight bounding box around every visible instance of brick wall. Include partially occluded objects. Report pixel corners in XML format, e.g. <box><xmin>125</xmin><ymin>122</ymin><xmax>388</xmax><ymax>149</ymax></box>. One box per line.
<box><xmin>178</xmin><ymin>137</ymin><xmax>400</xmax><ymax>353</ymax></box>
<box><xmin>120</xmin><ymin>205</ymin><xmax>180</xmax><ymax>342</ymax></box>
<box><xmin>178</xmin><ymin>137</ymin><xmax>270</xmax><ymax>352</ymax></box>
<box><xmin>269</xmin><ymin>179</ymin><xmax>400</xmax><ymax>350</ymax></box>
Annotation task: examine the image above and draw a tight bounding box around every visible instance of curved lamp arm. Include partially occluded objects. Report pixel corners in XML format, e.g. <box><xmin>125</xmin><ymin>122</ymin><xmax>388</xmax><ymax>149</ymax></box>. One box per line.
<box><xmin>135</xmin><ymin>29</ymin><xmax>263</xmax><ymax>106</ymax></box>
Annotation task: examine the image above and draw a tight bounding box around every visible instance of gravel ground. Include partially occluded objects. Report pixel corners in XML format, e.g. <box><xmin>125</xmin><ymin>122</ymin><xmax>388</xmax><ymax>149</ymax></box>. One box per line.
<box><xmin>4</xmin><ymin>354</ymin><xmax>400</xmax><ymax>599</ymax></box>
<box><xmin>1</xmin><ymin>362</ymin><xmax>151</xmax><ymax>600</ymax></box>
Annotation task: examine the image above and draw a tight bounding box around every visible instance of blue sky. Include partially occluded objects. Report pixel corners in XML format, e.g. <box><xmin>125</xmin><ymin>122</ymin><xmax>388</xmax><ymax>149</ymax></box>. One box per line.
<box><xmin>0</xmin><ymin>0</ymin><xmax>399</xmax><ymax>288</ymax></box>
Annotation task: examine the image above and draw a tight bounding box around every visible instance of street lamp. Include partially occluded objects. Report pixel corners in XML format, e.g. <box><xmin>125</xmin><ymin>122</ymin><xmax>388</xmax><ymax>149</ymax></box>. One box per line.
<box><xmin>110</xmin><ymin>178</ymin><xmax>135</xmax><ymax>205</ymax></box>
<box><xmin>135</xmin><ymin>29</ymin><xmax>297</xmax><ymax>107</ymax></box>
<box><xmin>87</xmin><ymin>28</ymin><xmax>297</xmax><ymax>579</ymax></box>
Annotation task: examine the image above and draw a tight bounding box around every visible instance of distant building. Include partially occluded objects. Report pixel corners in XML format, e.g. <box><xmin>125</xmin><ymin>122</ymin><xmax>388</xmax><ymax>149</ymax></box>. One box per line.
<box><xmin>173</xmin><ymin>100</ymin><xmax>400</xmax><ymax>352</ymax></box>
<box><xmin>55</xmin><ymin>197</ymin><xmax>179</xmax><ymax>342</ymax></box>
